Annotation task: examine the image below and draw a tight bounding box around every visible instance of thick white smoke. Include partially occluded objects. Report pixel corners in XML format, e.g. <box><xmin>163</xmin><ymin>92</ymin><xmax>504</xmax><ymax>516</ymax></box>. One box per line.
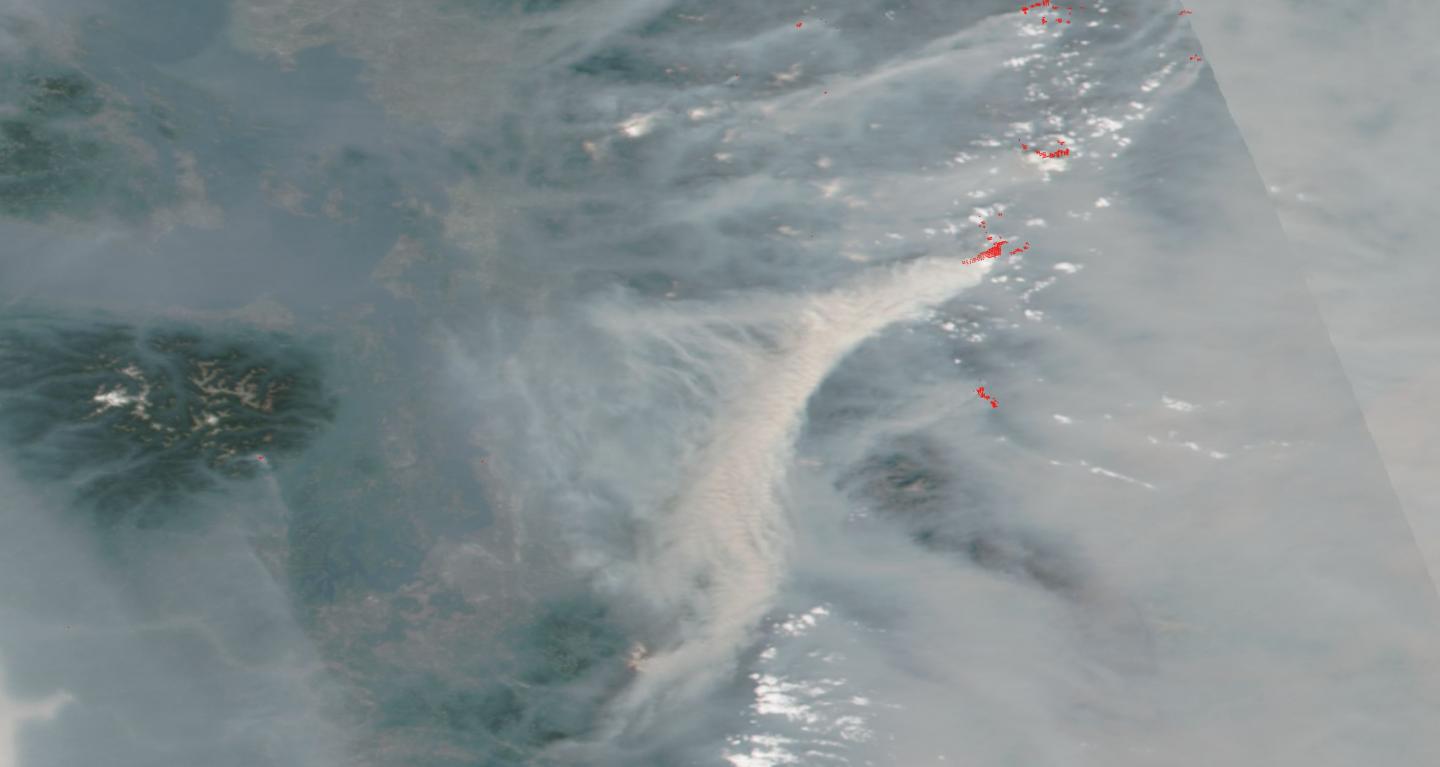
<box><xmin>590</xmin><ymin>254</ymin><xmax>990</xmax><ymax>731</ymax></box>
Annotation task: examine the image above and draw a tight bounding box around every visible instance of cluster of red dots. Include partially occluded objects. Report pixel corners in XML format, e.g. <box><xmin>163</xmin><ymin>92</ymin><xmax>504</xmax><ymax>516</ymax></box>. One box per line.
<box><xmin>790</xmin><ymin>8</ymin><xmax>1203</xmax><ymax>415</ymax></box>
<box><xmin>964</xmin><ymin>214</ymin><xmax>1031</xmax><ymax>264</ymax></box>
<box><xmin>1020</xmin><ymin>0</ymin><xmax>1083</xmax><ymax>25</ymax></box>
<box><xmin>961</xmin><ymin>239</ymin><xmax>1031</xmax><ymax>264</ymax></box>
<box><xmin>1019</xmin><ymin>138</ymin><xmax>1070</xmax><ymax>159</ymax></box>
<box><xmin>963</xmin><ymin>240</ymin><xmax>1007</xmax><ymax>264</ymax></box>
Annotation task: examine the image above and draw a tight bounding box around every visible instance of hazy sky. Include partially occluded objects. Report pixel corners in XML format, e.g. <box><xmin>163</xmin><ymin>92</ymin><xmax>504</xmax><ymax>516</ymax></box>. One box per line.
<box><xmin>1190</xmin><ymin>0</ymin><xmax>1440</xmax><ymax>588</ymax></box>
<box><xmin>1</xmin><ymin>1</ymin><xmax>1438</xmax><ymax>766</ymax></box>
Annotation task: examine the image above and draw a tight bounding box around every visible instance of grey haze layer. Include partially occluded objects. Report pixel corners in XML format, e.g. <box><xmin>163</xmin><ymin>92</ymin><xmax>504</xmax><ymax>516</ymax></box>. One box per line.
<box><xmin>1</xmin><ymin>1</ymin><xmax>1438</xmax><ymax>766</ymax></box>
<box><xmin>1187</xmin><ymin>0</ymin><xmax>1440</xmax><ymax>593</ymax></box>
